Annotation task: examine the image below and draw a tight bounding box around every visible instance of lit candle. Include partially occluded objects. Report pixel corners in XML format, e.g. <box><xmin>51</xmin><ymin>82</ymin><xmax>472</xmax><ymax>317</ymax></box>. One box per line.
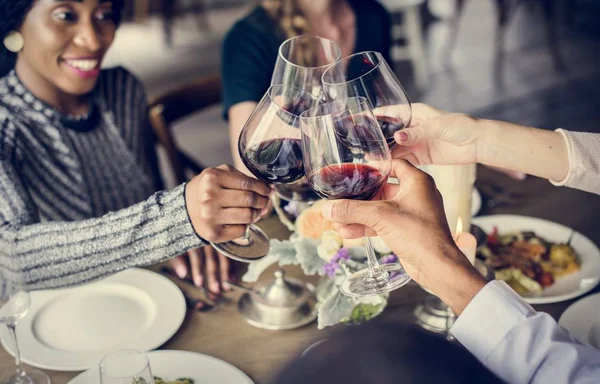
<box><xmin>425</xmin><ymin>164</ymin><xmax>476</xmax><ymax>234</ymax></box>
<box><xmin>454</xmin><ymin>218</ymin><xmax>477</xmax><ymax>265</ymax></box>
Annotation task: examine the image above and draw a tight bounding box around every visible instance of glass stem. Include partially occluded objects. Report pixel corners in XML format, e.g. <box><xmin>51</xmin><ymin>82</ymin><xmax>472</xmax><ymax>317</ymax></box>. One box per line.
<box><xmin>364</xmin><ymin>237</ymin><xmax>381</xmax><ymax>276</ymax></box>
<box><xmin>7</xmin><ymin>323</ymin><xmax>25</xmax><ymax>381</ymax></box>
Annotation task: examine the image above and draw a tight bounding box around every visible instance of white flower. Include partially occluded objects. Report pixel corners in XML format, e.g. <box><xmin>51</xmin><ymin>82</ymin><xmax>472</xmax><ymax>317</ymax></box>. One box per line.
<box><xmin>369</xmin><ymin>236</ymin><xmax>392</xmax><ymax>254</ymax></box>
<box><xmin>317</xmin><ymin>230</ymin><xmax>342</xmax><ymax>261</ymax></box>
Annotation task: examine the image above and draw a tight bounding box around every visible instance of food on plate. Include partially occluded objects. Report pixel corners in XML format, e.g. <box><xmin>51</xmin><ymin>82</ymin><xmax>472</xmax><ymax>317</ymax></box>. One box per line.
<box><xmin>477</xmin><ymin>228</ymin><xmax>580</xmax><ymax>295</ymax></box>
<box><xmin>153</xmin><ymin>377</ymin><xmax>194</xmax><ymax>384</ymax></box>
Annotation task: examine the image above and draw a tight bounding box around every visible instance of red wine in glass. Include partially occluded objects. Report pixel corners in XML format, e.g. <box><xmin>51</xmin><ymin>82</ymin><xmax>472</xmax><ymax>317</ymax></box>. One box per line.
<box><xmin>242</xmin><ymin>138</ymin><xmax>304</xmax><ymax>183</ymax></box>
<box><xmin>308</xmin><ymin>163</ymin><xmax>386</xmax><ymax>200</ymax></box>
<box><xmin>376</xmin><ymin>115</ymin><xmax>405</xmax><ymax>147</ymax></box>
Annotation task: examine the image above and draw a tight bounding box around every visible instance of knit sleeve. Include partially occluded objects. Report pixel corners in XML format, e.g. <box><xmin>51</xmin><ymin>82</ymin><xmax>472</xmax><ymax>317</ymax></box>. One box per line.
<box><xmin>550</xmin><ymin>129</ymin><xmax>600</xmax><ymax>195</ymax></box>
<box><xmin>0</xmin><ymin>119</ymin><xmax>204</xmax><ymax>290</ymax></box>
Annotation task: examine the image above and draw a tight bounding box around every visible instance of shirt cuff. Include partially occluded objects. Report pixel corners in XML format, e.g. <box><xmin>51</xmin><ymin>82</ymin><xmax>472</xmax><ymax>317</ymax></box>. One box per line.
<box><xmin>450</xmin><ymin>280</ymin><xmax>536</xmax><ymax>361</ymax></box>
<box><xmin>550</xmin><ymin>129</ymin><xmax>573</xmax><ymax>187</ymax></box>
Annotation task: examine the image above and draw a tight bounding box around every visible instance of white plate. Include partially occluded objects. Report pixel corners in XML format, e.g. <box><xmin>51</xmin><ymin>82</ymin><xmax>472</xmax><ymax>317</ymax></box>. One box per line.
<box><xmin>471</xmin><ymin>187</ymin><xmax>482</xmax><ymax>216</ymax></box>
<box><xmin>559</xmin><ymin>293</ymin><xmax>600</xmax><ymax>348</ymax></box>
<box><xmin>472</xmin><ymin>215</ymin><xmax>600</xmax><ymax>304</ymax></box>
<box><xmin>0</xmin><ymin>268</ymin><xmax>186</xmax><ymax>371</ymax></box>
<box><xmin>67</xmin><ymin>350</ymin><xmax>255</xmax><ymax>384</ymax></box>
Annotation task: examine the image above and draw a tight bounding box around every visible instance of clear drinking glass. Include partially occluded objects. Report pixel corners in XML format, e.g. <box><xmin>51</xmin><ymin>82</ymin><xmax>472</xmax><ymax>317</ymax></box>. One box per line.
<box><xmin>321</xmin><ymin>51</ymin><xmax>412</xmax><ymax>149</ymax></box>
<box><xmin>271</xmin><ymin>35</ymin><xmax>341</xmax><ymax>202</ymax></box>
<box><xmin>300</xmin><ymin>97</ymin><xmax>411</xmax><ymax>297</ymax></box>
<box><xmin>0</xmin><ymin>272</ymin><xmax>50</xmax><ymax>384</ymax></box>
<box><xmin>99</xmin><ymin>350</ymin><xmax>154</xmax><ymax>384</ymax></box>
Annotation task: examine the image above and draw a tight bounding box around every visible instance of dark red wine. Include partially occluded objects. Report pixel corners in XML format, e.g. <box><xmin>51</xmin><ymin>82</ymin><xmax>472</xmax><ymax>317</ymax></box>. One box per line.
<box><xmin>376</xmin><ymin>115</ymin><xmax>405</xmax><ymax>146</ymax></box>
<box><xmin>242</xmin><ymin>138</ymin><xmax>304</xmax><ymax>183</ymax></box>
<box><xmin>308</xmin><ymin>163</ymin><xmax>386</xmax><ymax>200</ymax></box>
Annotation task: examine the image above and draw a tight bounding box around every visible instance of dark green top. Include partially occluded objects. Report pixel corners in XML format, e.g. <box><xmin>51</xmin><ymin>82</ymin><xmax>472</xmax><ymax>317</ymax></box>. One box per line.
<box><xmin>221</xmin><ymin>0</ymin><xmax>392</xmax><ymax>119</ymax></box>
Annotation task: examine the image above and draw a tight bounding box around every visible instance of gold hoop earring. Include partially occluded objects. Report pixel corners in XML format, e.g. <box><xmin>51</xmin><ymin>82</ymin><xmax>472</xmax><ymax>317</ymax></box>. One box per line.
<box><xmin>3</xmin><ymin>31</ymin><xmax>24</xmax><ymax>53</ymax></box>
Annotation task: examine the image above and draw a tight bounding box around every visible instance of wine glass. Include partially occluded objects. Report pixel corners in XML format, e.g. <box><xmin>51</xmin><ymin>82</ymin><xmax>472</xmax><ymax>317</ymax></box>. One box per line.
<box><xmin>0</xmin><ymin>273</ymin><xmax>50</xmax><ymax>384</ymax></box>
<box><xmin>271</xmin><ymin>35</ymin><xmax>341</xmax><ymax>100</ymax></box>
<box><xmin>99</xmin><ymin>350</ymin><xmax>154</xmax><ymax>384</ymax></box>
<box><xmin>271</xmin><ymin>35</ymin><xmax>341</xmax><ymax>202</ymax></box>
<box><xmin>321</xmin><ymin>51</ymin><xmax>412</xmax><ymax>149</ymax></box>
<box><xmin>300</xmin><ymin>97</ymin><xmax>411</xmax><ymax>297</ymax></box>
<box><xmin>212</xmin><ymin>85</ymin><xmax>320</xmax><ymax>261</ymax></box>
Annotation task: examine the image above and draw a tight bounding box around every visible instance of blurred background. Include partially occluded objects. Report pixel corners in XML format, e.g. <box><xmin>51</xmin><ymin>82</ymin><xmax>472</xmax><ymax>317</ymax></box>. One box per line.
<box><xmin>102</xmin><ymin>0</ymin><xmax>600</xmax><ymax>182</ymax></box>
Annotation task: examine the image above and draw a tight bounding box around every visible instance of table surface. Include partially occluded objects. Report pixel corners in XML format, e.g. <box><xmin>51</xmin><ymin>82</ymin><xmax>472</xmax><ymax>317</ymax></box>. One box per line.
<box><xmin>1</xmin><ymin>166</ymin><xmax>599</xmax><ymax>384</ymax></box>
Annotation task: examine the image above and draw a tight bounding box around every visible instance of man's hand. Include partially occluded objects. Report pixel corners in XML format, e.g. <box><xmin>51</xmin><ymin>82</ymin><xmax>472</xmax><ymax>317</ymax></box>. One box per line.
<box><xmin>321</xmin><ymin>159</ymin><xmax>486</xmax><ymax>314</ymax></box>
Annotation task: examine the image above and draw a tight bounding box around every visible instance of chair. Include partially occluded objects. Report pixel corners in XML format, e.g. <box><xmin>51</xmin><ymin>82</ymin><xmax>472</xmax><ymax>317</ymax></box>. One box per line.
<box><xmin>148</xmin><ymin>74</ymin><xmax>222</xmax><ymax>184</ymax></box>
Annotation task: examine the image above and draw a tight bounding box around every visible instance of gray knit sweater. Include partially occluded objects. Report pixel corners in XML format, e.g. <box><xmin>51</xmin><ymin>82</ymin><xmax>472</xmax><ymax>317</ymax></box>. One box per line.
<box><xmin>0</xmin><ymin>67</ymin><xmax>204</xmax><ymax>290</ymax></box>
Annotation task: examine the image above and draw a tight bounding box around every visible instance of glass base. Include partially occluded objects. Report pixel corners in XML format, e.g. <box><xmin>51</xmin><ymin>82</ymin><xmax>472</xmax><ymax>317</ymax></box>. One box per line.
<box><xmin>414</xmin><ymin>295</ymin><xmax>456</xmax><ymax>339</ymax></box>
<box><xmin>210</xmin><ymin>224</ymin><xmax>269</xmax><ymax>263</ymax></box>
<box><xmin>0</xmin><ymin>369</ymin><xmax>51</xmax><ymax>384</ymax></box>
<box><xmin>339</xmin><ymin>263</ymin><xmax>411</xmax><ymax>297</ymax></box>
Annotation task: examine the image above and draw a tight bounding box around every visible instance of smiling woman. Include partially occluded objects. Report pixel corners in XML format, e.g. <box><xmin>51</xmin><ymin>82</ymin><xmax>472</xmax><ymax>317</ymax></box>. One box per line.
<box><xmin>0</xmin><ymin>0</ymin><xmax>269</xmax><ymax>294</ymax></box>
<box><xmin>0</xmin><ymin>0</ymin><xmax>124</xmax><ymax>112</ymax></box>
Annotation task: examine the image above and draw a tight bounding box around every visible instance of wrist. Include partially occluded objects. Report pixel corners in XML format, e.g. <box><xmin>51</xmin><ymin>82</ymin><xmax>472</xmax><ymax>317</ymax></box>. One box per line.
<box><xmin>474</xmin><ymin>118</ymin><xmax>498</xmax><ymax>166</ymax></box>
<box><xmin>421</xmin><ymin>245</ymin><xmax>487</xmax><ymax>315</ymax></box>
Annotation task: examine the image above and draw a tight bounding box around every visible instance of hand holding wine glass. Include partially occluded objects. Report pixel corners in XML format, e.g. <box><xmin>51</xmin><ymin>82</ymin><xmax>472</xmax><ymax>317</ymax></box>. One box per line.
<box><xmin>300</xmin><ymin>96</ymin><xmax>411</xmax><ymax>297</ymax></box>
<box><xmin>318</xmin><ymin>158</ymin><xmax>487</xmax><ymax>314</ymax></box>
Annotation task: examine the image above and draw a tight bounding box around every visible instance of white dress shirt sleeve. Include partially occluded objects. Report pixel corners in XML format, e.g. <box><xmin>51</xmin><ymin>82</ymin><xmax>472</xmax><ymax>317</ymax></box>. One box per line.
<box><xmin>451</xmin><ymin>280</ymin><xmax>600</xmax><ymax>384</ymax></box>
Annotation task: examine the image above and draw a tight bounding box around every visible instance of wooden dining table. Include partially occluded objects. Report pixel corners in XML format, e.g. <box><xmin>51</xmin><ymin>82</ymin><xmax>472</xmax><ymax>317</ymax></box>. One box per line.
<box><xmin>1</xmin><ymin>165</ymin><xmax>599</xmax><ymax>383</ymax></box>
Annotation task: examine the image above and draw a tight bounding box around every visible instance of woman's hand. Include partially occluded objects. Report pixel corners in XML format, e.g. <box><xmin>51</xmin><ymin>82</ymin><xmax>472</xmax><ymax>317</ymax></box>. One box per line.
<box><xmin>185</xmin><ymin>164</ymin><xmax>271</xmax><ymax>243</ymax></box>
<box><xmin>391</xmin><ymin>103</ymin><xmax>482</xmax><ymax>166</ymax></box>
<box><xmin>168</xmin><ymin>245</ymin><xmax>235</xmax><ymax>294</ymax></box>
<box><xmin>320</xmin><ymin>159</ymin><xmax>486</xmax><ymax>314</ymax></box>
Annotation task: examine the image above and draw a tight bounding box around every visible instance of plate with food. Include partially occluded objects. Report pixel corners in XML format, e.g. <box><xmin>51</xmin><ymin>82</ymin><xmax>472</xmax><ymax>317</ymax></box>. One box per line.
<box><xmin>1</xmin><ymin>268</ymin><xmax>186</xmax><ymax>371</ymax></box>
<box><xmin>67</xmin><ymin>350</ymin><xmax>255</xmax><ymax>384</ymax></box>
<box><xmin>472</xmin><ymin>215</ymin><xmax>600</xmax><ymax>304</ymax></box>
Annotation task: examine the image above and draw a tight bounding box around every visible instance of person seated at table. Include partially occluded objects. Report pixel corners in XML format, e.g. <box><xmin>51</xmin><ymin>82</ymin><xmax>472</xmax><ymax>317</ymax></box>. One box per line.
<box><xmin>221</xmin><ymin>0</ymin><xmax>393</xmax><ymax>173</ymax></box>
<box><xmin>271</xmin><ymin>321</ymin><xmax>504</xmax><ymax>384</ymax></box>
<box><xmin>0</xmin><ymin>0</ymin><xmax>270</xmax><ymax>291</ymax></box>
<box><xmin>317</xmin><ymin>159</ymin><xmax>600</xmax><ymax>381</ymax></box>
<box><xmin>392</xmin><ymin>103</ymin><xmax>600</xmax><ymax>195</ymax></box>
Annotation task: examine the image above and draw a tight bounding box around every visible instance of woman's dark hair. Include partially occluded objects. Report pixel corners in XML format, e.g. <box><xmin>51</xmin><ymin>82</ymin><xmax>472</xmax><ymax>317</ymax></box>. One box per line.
<box><xmin>0</xmin><ymin>0</ymin><xmax>125</xmax><ymax>77</ymax></box>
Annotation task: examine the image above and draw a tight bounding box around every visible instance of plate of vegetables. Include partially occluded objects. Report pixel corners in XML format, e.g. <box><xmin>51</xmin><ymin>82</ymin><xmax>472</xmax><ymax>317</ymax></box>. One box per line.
<box><xmin>472</xmin><ymin>215</ymin><xmax>600</xmax><ymax>304</ymax></box>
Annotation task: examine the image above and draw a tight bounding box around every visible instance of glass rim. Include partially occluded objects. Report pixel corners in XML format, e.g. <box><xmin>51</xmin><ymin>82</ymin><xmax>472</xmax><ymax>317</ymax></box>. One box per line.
<box><xmin>265</xmin><ymin>84</ymin><xmax>321</xmax><ymax>119</ymax></box>
<box><xmin>278</xmin><ymin>35</ymin><xmax>342</xmax><ymax>70</ymax></box>
<box><xmin>300</xmin><ymin>96</ymin><xmax>370</xmax><ymax>121</ymax></box>
<box><xmin>321</xmin><ymin>51</ymin><xmax>385</xmax><ymax>86</ymax></box>
<box><xmin>99</xmin><ymin>349</ymin><xmax>150</xmax><ymax>379</ymax></box>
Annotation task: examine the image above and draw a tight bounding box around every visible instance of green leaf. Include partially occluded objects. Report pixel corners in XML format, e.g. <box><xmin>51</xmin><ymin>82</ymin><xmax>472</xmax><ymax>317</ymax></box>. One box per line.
<box><xmin>317</xmin><ymin>289</ymin><xmax>354</xmax><ymax>329</ymax></box>
<box><xmin>294</xmin><ymin>238</ymin><xmax>325</xmax><ymax>275</ymax></box>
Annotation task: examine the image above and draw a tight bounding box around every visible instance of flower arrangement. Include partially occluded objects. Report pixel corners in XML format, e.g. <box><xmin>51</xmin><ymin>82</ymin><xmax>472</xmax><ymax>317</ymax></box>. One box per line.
<box><xmin>242</xmin><ymin>200</ymin><xmax>398</xmax><ymax>329</ymax></box>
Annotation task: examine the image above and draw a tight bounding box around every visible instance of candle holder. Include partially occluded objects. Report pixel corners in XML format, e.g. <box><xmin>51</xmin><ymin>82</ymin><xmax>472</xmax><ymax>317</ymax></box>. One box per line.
<box><xmin>414</xmin><ymin>258</ymin><xmax>491</xmax><ymax>340</ymax></box>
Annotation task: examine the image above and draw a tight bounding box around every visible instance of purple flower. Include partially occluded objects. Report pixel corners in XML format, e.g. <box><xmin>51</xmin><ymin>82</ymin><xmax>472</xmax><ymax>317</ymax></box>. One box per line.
<box><xmin>322</xmin><ymin>248</ymin><xmax>351</xmax><ymax>277</ymax></box>
<box><xmin>379</xmin><ymin>254</ymin><xmax>398</xmax><ymax>264</ymax></box>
